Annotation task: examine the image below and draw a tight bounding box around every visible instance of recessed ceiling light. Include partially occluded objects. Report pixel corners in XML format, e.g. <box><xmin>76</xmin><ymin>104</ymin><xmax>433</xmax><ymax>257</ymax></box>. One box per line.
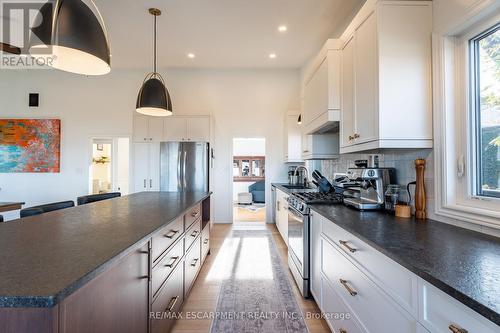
<box><xmin>187</xmin><ymin>53</ymin><xmax>195</xmax><ymax>59</ymax></box>
<box><xmin>269</xmin><ymin>53</ymin><xmax>277</xmax><ymax>59</ymax></box>
<box><xmin>278</xmin><ymin>25</ymin><xmax>287</xmax><ymax>32</ymax></box>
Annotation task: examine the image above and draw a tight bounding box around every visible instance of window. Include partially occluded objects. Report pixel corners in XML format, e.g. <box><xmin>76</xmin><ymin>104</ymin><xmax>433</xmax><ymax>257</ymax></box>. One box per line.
<box><xmin>233</xmin><ymin>156</ymin><xmax>265</xmax><ymax>182</ymax></box>
<box><xmin>470</xmin><ymin>24</ymin><xmax>500</xmax><ymax>199</ymax></box>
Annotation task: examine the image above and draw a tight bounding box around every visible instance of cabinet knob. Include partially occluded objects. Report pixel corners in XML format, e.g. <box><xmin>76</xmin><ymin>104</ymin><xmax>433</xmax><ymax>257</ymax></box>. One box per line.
<box><xmin>448</xmin><ymin>325</ymin><xmax>468</xmax><ymax>333</ymax></box>
<box><xmin>348</xmin><ymin>135</ymin><xmax>354</xmax><ymax>141</ymax></box>
<box><xmin>354</xmin><ymin>133</ymin><xmax>360</xmax><ymax>139</ymax></box>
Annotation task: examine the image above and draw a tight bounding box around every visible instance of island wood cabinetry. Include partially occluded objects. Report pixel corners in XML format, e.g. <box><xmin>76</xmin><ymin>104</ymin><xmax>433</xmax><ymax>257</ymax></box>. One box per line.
<box><xmin>339</xmin><ymin>0</ymin><xmax>433</xmax><ymax>153</ymax></box>
<box><xmin>310</xmin><ymin>210</ymin><xmax>499</xmax><ymax>333</ymax></box>
<box><xmin>0</xmin><ymin>194</ymin><xmax>211</xmax><ymax>333</ymax></box>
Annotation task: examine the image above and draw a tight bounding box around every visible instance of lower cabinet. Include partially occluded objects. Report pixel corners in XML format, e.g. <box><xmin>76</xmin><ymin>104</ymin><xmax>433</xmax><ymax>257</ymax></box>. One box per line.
<box><xmin>184</xmin><ymin>235</ymin><xmax>202</xmax><ymax>297</ymax></box>
<box><xmin>275</xmin><ymin>188</ymin><xmax>289</xmax><ymax>246</ymax></box>
<box><xmin>151</xmin><ymin>263</ymin><xmax>184</xmax><ymax>333</ymax></box>
<box><xmin>201</xmin><ymin>223</ymin><xmax>210</xmax><ymax>264</ymax></box>
<box><xmin>313</xmin><ymin>211</ymin><xmax>498</xmax><ymax>333</ymax></box>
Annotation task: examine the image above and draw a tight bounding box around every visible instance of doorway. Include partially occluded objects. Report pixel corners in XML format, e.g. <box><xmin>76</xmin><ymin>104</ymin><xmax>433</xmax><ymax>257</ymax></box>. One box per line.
<box><xmin>89</xmin><ymin>137</ymin><xmax>130</xmax><ymax>195</ymax></box>
<box><xmin>232</xmin><ymin>138</ymin><xmax>266</xmax><ymax>223</ymax></box>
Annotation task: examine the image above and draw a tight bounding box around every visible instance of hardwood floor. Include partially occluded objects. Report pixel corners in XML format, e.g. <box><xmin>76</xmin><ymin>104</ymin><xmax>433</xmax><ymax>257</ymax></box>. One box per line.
<box><xmin>233</xmin><ymin>205</ymin><xmax>266</xmax><ymax>223</ymax></box>
<box><xmin>171</xmin><ymin>223</ymin><xmax>330</xmax><ymax>333</ymax></box>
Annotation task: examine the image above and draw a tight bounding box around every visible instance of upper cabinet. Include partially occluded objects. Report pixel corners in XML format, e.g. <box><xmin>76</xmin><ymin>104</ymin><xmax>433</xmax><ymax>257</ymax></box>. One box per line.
<box><xmin>284</xmin><ymin>113</ymin><xmax>303</xmax><ymax>163</ymax></box>
<box><xmin>133</xmin><ymin>115</ymin><xmax>211</xmax><ymax>143</ymax></box>
<box><xmin>133</xmin><ymin>115</ymin><xmax>164</xmax><ymax>142</ymax></box>
<box><xmin>302</xmin><ymin>40</ymin><xmax>342</xmax><ymax>134</ymax></box>
<box><xmin>339</xmin><ymin>0</ymin><xmax>433</xmax><ymax>153</ymax></box>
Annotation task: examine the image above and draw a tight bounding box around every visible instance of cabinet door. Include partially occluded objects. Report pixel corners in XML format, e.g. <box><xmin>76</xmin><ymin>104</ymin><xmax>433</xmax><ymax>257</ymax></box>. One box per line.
<box><xmin>59</xmin><ymin>244</ymin><xmax>149</xmax><ymax>333</ymax></box>
<box><xmin>133</xmin><ymin>143</ymin><xmax>149</xmax><ymax>192</ymax></box>
<box><xmin>164</xmin><ymin>117</ymin><xmax>187</xmax><ymax>141</ymax></box>
<box><xmin>148</xmin><ymin>118</ymin><xmax>164</xmax><ymax>142</ymax></box>
<box><xmin>280</xmin><ymin>193</ymin><xmax>289</xmax><ymax>246</ymax></box>
<box><xmin>301</xmin><ymin>133</ymin><xmax>312</xmax><ymax>158</ymax></box>
<box><xmin>341</xmin><ymin>37</ymin><xmax>355</xmax><ymax>148</ymax></box>
<box><xmin>186</xmin><ymin>117</ymin><xmax>210</xmax><ymax>142</ymax></box>
<box><xmin>148</xmin><ymin>143</ymin><xmax>160</xmax><ymax>191</ymax></box>
<box><xmin>133</xmin><ymin>115</ymin><xmax>149</xmax><ymax>142</ymax></box>
<box><xmin>304</xmin><ymin>58</ymin><xmax>328</xmax><ymax>125</ymax></box>
<box><xmin>310</xmin><ymin>212</ymin><xmax>321</xmax><ymax>303</ymax></box>
<box><xmin>354</xmin><ymin>11</ymin><xmax>378</xmax><ymax>144</ymax></box>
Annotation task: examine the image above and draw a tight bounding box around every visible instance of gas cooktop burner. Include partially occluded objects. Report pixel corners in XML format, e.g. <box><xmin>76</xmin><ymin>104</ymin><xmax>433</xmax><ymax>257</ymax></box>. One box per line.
<box><xmin>292</xmin><ymin>191</ymin><xmax>344</xmax><ymax>204</ymax></box>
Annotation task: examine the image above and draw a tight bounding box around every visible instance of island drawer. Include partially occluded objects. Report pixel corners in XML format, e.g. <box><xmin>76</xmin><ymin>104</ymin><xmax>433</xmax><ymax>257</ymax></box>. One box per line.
<box><xmin>152</xmin><ymin>216</ymin><xmax>184</xmax><ymax>263</ymax></box>
<box><xmin>321</xmin><ymin>236</ymin><xmax>418</xmax><ymax>333</ymax></box>
<box><xmin>152</xmin><ymin>238</ymin><xmax>184</xmax><ymax>297</ymax></box>
<box><xmin>151</xmin><ymin>263</ymin><xmax>184</xmax><ymax>333</ymax></box>
<box><xmin>185</xmin><ymin>218</ymin><xmax>201</xmax><ymax>252</ymax></box>
<box><xmin>321</xmin><ymin>216</ymin><xmax>418</xmax><ymax>316</ymax></box>
<box><xmin>185</xmin><ymin>203</ymin><xmax>202</xmax><ymax>229</ymax></box>
<box><xmin>184</xmin><ymin>236</ymin><xmax>201</xmax><ymax>297</ymax></box>
<box><xmin>201</xmin><ymin>223</ymin><xmax>210</xmax><ymax>263</ymax></box>
<box><xmin>418</xmin><ymin>279</ymin><xmax>498</xmax><ymax>333</ymax></box>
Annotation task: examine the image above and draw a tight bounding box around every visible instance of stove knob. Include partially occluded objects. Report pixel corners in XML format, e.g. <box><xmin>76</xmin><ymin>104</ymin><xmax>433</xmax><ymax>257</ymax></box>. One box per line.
<box><xmin>299</xmin><ymin>203</ymin><xmax>304</xmax><ymax>211</ymax></box>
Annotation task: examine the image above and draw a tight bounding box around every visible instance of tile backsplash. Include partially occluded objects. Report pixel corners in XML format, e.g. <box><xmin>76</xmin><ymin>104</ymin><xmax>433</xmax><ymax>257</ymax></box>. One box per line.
<box><xmin>306</xmin><ymin>149</ymin><xmax>434</xmax><ymax>210</ymax></box>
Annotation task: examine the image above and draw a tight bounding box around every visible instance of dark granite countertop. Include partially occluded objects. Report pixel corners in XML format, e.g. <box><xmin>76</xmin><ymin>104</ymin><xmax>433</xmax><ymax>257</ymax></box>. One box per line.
<box><xmin>0</xmin><ymin>191</ymin><xmax>210</xmax><ymax>308</ymax></box>
<box><xmin>273</xmin><ymin>184</ymin><xmax>500</xmax><ymax>325</ymax></box>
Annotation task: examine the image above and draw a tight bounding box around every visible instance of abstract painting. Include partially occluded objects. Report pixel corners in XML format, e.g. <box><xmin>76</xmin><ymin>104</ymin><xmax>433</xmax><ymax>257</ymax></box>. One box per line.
<box><xmin>0</xmin><ymin>119</ymin><xmax>61</xmax><ymax>173</ymax></box>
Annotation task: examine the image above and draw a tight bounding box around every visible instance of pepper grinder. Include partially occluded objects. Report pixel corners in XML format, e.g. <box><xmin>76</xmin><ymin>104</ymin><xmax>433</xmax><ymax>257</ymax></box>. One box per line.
<box><xmin>414</xmin><ymin>158</ymin><xmax>426</xmax><ymax>220</ymax></box>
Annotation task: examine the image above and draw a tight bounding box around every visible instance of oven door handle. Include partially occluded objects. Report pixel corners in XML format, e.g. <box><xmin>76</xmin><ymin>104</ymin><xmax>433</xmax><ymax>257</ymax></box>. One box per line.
<box><xmin>287</xmin><ymin>205</ymin><xmax>305</xmax><ymax>220</ymax></box>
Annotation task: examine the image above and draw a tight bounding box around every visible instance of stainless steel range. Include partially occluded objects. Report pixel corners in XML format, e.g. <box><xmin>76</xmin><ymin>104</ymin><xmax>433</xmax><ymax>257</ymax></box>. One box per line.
<box><xmin>286</xmin><ymin>191</ymin><xmax>343</xmax><ymax>297</ymax></box>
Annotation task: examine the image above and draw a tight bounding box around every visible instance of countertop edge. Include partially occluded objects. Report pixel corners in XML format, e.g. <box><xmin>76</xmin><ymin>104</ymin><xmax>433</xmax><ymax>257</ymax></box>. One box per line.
<box><xmin>1</xmin><ymin>192</ymin><xmax>212</xmax><ymax>309</ymax></box>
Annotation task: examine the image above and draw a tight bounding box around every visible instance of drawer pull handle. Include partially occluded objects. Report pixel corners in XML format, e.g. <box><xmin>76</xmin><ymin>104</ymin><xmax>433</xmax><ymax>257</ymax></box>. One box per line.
<box><xmin>165</xmin><ymin>230</ymin><xmax>179</xmax><ymax>239</ymax></box>
<box><xmin>165</xmin><ymin>256</ymin><xmax>179</xmax><ymax>268</ymax></box>
<box><xmin>191</xmin><ymin>211</ymin><xmax>200</xmax><ymax>218</ymax></box>
<box><xmin>339</xmin><ymin>279</ymin><xmax>357</xmax><ymax>296</ymax></box>
<box><xmin>339</xmin><ymin>240</ymin><xmax>357</xmax><ymax>253</ymax></box>
<box><xmin>190</xmin><ymin>230</ymin><xmax>199</xmax><ymax>237</ymax></box>
<box><xmin>449</xmin><ymin>325</ymin><xmax>468</xmax><ymax>333</ymax></box>
<box><xmin>203</xmin><ymin>238</ymin><xmax>209</xmax><ymax>244</ymax></box>
<box><xmin>191</xmin><ymin>258</ymin><xmax>199</xmax><ymax>266</ymax></box>
<box><xmin>165</xmin><ymin>296</ymin><xmax>179</xmax><ymax>312</ymax></box>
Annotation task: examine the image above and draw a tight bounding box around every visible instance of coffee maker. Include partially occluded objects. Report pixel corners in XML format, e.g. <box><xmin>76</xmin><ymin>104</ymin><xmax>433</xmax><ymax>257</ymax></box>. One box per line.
<box><xmin>343</xmin><ymin>167</ymin><xmax>396</xmax><ymax>210</ymax></box>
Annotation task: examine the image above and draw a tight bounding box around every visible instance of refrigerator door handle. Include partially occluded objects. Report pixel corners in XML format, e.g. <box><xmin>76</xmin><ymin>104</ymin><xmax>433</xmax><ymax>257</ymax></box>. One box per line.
<box><xmin>183</xmin><ymin>150</ymin><xmax>187</xmax><ymax>190</ymax></box>
<box><xmin>177</xmin><ymin>148</ymin><xmax>182</xmax><ymax>191</ymax></box>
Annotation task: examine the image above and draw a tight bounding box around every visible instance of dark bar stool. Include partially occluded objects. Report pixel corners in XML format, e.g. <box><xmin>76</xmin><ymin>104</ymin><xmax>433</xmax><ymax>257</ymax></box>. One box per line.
<box><xmin>20</xmin><ymin>201</ymin><xmax>75</xmax><ymax>218</ymax></box>
<box><xmin>77</xmin><ymin>192</ymin><xmax>121</xmax><ymax>206</ymax></box>
<box><xmin>0</xmin><ymin>215</ymin><xmax>3</xmax><ymax>222</ymax></box>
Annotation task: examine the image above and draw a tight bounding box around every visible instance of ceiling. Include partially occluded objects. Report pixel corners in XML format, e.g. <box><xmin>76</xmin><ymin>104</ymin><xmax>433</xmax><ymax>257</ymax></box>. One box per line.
<box><xmin>95</xmin><ymin>0</ymin><xmax>365</xmax><ymax>69</ymax></box>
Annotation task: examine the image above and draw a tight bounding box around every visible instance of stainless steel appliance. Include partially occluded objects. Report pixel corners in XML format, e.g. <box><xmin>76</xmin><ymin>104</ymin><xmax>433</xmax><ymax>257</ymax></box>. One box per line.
<box><xmin>286</xmin><ymin>191</ymin><xmax>343</xmax><ymax>297</ymax></box>
<box><xmin>343</xmin><ymin>167</ymin><xmax>396</xmax><ymax>210</ymax></box>
<box><xmin>160</xmin><ymin>142</ymin><xmax>209</xmax><ymax>192</ymax></box>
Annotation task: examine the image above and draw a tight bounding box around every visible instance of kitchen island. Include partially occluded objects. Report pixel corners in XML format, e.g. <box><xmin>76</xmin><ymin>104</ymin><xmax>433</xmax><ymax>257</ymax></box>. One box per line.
<box><xmin>0</xmin><ymin>191</ymin><xmax>211</xmax><ymax>333</ymax></box>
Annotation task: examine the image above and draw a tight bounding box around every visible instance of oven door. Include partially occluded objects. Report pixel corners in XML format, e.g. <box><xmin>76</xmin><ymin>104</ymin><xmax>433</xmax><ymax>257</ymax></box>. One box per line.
<box><xmin>287</xmin><ymin>205</ymin><xmax>309</xmax><ymax>279</ymax></box>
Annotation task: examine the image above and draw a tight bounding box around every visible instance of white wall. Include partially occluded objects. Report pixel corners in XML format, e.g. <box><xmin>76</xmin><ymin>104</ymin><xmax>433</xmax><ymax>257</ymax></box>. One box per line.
<box><xmin>0</xmin><ymin>68</ymin><xmax>298</xmax><ymax>222</ymax></box>
<box><xmin>233</xmin><ymin>138</ymin><xmax>266</xmax><ymax>156</ymax></box>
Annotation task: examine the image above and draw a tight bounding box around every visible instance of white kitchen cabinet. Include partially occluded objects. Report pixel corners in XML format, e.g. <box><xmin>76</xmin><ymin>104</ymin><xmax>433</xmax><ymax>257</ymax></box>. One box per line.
<box><xmin>284</xmin><ymin>114</ymin><xmax>303</xmax><ymax>163</ymax></box>
<box><xmin>418</xmin><ymin>279</ymin><xmax>499</xmax><ymax>333</ymax></box>
<box><xmin>163</xmin><ymin>116</ymin><xmax>210</xmax><ymax>142</ymax></box>
<box><xmin>302</xmin><ymin>40</ymin><xmax>342</xmax><ymax>135</ymax></box>
<box><xmin>339</xmin><ymin>0</ymin><xmax>433</xmax><ymax>153</ymax></box>
<box><xmin>301</xmin><ymin>132</ymin><xmax>339</xmax><ymax>160</ymax></box>
<box><xmin>133</xmin><ymin>115</ymin><xmax>164</xmax><ymax>142</ymax></box>
<box><xmin>132</xmin><ymin>142</ymin><xmax>160</xmax><ymax>192</ymax></box>
<box><xmin>309</xmin><ymin>211</ymin><xmax>321</xmax><ymax>303</ymax></box>
<box><xmin>275</xmin><ymin>188</ymin><xmax>289</xmax><ymax>246</ymax></box>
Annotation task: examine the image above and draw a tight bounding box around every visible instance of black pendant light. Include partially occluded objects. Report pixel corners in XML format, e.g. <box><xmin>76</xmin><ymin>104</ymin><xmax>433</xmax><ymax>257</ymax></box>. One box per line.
<box><xmin>136</xmin><ymin>8</ymin><xmax>172</xmax><ymax>117</ymax></box>
<box><xmin>297</xmin><ymin>114</ymin><xmax>302</xmax><ymax>124</ymax></box>
<box><xmin>29</xmin><ymin>0</ymin><xmax>111</xmax><ymax>75</ymax></box>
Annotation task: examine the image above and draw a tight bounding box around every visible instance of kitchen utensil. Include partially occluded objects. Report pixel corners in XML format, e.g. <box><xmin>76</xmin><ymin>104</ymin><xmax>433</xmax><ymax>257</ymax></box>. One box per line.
<box><xmin>414</xmin><ymin>159</ymin><xmax>426</xmax><ymax>220</ymax></box>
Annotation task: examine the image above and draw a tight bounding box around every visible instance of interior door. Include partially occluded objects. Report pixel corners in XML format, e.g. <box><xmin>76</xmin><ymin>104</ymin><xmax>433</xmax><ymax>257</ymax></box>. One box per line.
<box><xmin>341</xmin><ymin>36</ymin><xmax>355</xmax><ymax>147</ymax></box>
<box><xmin>354</xmin><ymin>11</ymin><xmax>378</xmax><ymax>144</ymax></box>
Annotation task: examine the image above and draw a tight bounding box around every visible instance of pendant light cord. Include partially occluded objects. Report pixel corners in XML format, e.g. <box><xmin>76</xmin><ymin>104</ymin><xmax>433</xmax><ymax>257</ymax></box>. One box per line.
<box><xmin>153</xmin><ymin>14</ymin><xmax>157</xmax><ymax>74</ymax></box>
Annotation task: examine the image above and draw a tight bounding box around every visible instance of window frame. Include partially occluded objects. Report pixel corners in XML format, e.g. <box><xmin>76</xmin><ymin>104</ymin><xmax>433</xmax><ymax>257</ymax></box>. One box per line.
<box><xmin>433</xmin><ymin>8</ymin><xmax>500</xmax><ymax>230</ymax></box>
<box><xmin>469</xmin><ymin>23</ymin><xmax>500</xmax><ymax>199</ymax></box>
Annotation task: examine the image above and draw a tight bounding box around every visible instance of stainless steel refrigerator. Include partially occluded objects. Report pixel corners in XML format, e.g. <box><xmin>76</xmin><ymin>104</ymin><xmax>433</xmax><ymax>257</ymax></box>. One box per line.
<box><xmin>160</xmin><ymin>142</ymin><xmax>209</xmax><ymax>192</ymax></box>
